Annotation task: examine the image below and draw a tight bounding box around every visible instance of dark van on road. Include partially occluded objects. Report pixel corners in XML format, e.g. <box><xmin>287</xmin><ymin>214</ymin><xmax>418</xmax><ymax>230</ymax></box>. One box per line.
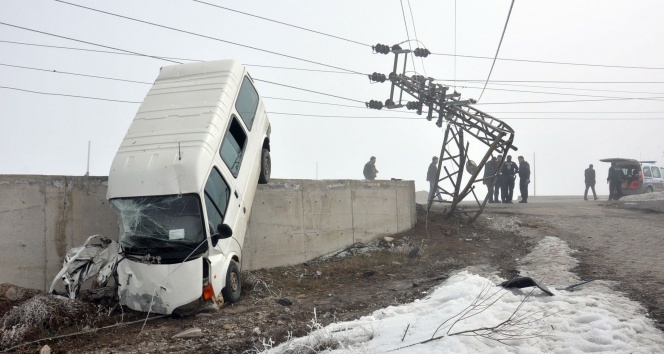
<box><xmin>600</xmin><ymin>158</ymin><xmax>664</xmax><ymax>196</ymax></box>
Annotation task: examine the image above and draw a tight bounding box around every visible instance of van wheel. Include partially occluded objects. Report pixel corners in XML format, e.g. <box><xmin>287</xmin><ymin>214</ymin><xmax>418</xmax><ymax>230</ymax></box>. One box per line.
<box><xmin>258</xmin><ymin>148</ymin><xmax>271</xmax><ymax>184</ymax></box>
<box><xmin>646</xmin><ymin>186</ymin><xmax>654</xmax><ymax>193</ymax></box>
<box><xmin>222</xmin><ymin>260</ymin><xmax>241</xmax><ymax>303</ymax></box>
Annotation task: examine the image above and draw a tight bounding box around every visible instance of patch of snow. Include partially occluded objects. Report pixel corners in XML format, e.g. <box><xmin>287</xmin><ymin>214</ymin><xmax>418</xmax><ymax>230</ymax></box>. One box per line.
<box><xmin>622</xmin><ymin>191</ymin><xmax>664</xmax><ymax>201</ymax></box>
<box><xmin>265</xmin><ymin>236</ymin><xmax>664</xmax><ymax>353</ymax></box>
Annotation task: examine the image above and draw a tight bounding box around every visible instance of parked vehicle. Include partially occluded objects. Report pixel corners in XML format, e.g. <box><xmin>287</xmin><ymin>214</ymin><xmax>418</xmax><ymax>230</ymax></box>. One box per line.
<box><xmin>106</xmin><ymin>60</ymin><xmax>271</xmax><ymax>315</ymax></box>
<box><xmin>599</xmin><ymin>158</ymin><xmax>663</xmax><ymax>196</ymax></box>
<box><xmin>641</xmin><ymin>162</ymin><xmax>664</xmax><ymax>193</ymax></box>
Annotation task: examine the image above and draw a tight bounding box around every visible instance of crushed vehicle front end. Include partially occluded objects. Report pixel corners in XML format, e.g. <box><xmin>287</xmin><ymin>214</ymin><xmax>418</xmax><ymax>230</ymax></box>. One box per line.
<box><xmin>109</xmin><ymin>194</ymin><xmax>211</xmax><ymax>315</ymax></box>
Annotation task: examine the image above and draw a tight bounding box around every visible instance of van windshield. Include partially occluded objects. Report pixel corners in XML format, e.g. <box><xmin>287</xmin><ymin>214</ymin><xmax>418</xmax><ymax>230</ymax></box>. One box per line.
<box><xmin>110</xmin><ymin>194</ymin><xmax>207</xmax><ymax>258</ymax></box>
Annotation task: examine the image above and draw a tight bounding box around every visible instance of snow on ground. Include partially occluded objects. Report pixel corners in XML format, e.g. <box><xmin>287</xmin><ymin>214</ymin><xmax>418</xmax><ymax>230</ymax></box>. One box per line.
<box><xmin>622</xmin><ymin>191</ymin><xmax>664</xmax><ymax>201</ymax></box>
<box><xmin>264</xmin><ymin>236</ymin><xmax>664</xmax><ymax>353</ymax></box>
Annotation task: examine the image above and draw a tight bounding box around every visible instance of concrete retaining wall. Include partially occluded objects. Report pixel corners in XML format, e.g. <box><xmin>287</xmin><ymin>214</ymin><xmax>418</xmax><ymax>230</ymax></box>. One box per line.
<box><xmin>243</xmin><ymin>179</ymin><xmax>416</xmax><ymax>270</ymax></box>
<box><xmin>0</xmin><ymin>176</ymin><xmax>416</xmax><ymax>291</ymax></box>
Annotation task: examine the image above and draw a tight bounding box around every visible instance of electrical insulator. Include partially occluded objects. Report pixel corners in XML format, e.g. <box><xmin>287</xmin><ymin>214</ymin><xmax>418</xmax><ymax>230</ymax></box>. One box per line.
<box><xmin>368</xmin><ymin>72</ymin><xmax>386</xmax><ymax>83</ymax></box>
<box><xmin>388</xmin><ymin>72</ymin><xmax>398</xmax><ymax>81</ymax></box>
<box><xmin>385</xmin><ymin>99</ymin><xmax>395</xmax><ymax>107</ymax></box>
<box><xmin>406</xmin><ymin>101</ymin><xmax>421</xmax><ymax>110</ymax></box>
<box><xmin>413</xmin><ymin>48</ymin><xmax>431</xmax><ymax>57</ymax></box>
<box><xmin>366</xmin><ymin>100</ymin><xmax>384</xmax><ymax>110</ymax></box>
<box><xmin>412</xmin><ymin>75</ymin><xmax>426</xmax><ymax>83</ymax></box>
<box><xmin>373</xmin><ymin>43</ymin><xmax>391</xmax><ymax>54</ymax></box>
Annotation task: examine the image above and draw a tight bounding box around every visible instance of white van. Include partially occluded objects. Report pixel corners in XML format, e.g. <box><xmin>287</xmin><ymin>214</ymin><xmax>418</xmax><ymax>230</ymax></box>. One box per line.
<box><xmin>107</xmin><ymin>60</ymin><xmax>271</xmax><ymax>315</ymax></box>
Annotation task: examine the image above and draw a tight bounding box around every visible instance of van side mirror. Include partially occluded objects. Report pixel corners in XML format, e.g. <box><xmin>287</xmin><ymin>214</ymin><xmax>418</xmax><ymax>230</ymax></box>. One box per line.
<box><xmin>211</xmin><ymin>224</ymin><xmax>233</xmax><ymax>247</ymax></box>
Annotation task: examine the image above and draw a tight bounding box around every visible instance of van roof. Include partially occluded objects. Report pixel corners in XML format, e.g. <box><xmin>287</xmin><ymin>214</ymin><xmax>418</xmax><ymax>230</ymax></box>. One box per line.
<box><xmin>108</xmin><ymin>60</ymin><xmax>247</xmax><ymax>199</ymax></box>
<box><xmin>599</xmin><ymin>158</ymin><xmax>639</xmax><ymax>164</ymax></box>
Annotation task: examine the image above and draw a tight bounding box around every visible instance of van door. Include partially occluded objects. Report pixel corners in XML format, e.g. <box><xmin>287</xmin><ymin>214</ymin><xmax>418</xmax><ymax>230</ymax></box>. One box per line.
<box><xmin>650</xmin><ymin>166</ymin><xmax>664</xmax><ymax>191</ymax></box>
<box><xmin>218</xmin><ymin>115</ymin><xmax>251</xmax><ymax>247</ymax></box>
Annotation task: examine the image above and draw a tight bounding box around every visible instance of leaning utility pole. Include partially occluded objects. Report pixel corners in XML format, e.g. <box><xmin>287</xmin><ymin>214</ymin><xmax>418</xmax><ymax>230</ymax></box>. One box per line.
<box><xmin>366</xmin><ymin>43</ymin><xmax>517</xmax><ymax>222</ymax></box>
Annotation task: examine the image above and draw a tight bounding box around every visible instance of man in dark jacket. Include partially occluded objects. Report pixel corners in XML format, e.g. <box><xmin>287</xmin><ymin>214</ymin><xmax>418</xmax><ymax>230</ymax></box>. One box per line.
<box><xmin>426</xmin><ymin>156</ymin><xmax>443</xmax><ymax>202</ymax></box>
<box><xmin>517</xmin><ymin>156</ymin><xmax>530</xmax><ymax>203</ymax></box>
<box><xmin>501</xmin><ymin>155</ymin><xmax>518</xmax><ymax>203</ymax></box>
<box><xmin>363</xmin><ymin>156</ymin><xmax>378</xmax><ymax>180</ymax></box>
<box><xmin>494</xmin><ymin>155</ymin><xmax>503</xmax><ymax>202</ymax></box>
<box><xmin>584</xmin><ymin>164</ymin><xmax>598</xmax><ymax>200</ymax></box>
<box><xmin>607</xmin><ymin>162</ymin><xmax>624</xmax><ymax>201</ymax></box>
<box><xmin>483</xmin><ymin>156</ymin><xmax>498</xmax><ymax>203</ymax></box>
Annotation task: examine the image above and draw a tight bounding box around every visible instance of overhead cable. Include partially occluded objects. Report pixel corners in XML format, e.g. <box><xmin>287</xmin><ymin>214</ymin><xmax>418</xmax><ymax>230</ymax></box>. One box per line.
<box><xmin>0</xmin><ymin>39</ymin><xmax>198</xmax><ymax>61</ymax></box>
<box><xmin>431</xmin><ymin>52</ymin><xmax>664</xmax><ymax>71</ymax></box>
<box><xmin>0</xmin><ymin>85</ymin><xmax>141</xmax><ymax>103</ymax></box>
<box><xmin>252</xmin><ymin>78</ymin><xmax>365</xmax><ymax>103</ymax></box>
<box><xmin>0</xmin><ymin>63</ymin><xmax>152</xmax><ymax>84</ymax></box>
<box><xmin>192</xmin><ymin>0</ymin><xmax>370</xmax><ymax>47</ymax></box>
<box><xmin>477</xmin><ymin>0</ymin><xmax>515</xmax><ymax>102</ymax></box>
<box><xmin>55</xmin><ymin>0</ymin><xmax>366</xmax><ymax>75</ymax></box>
<box><xmin>0</xmin><ymin>22</ymin><xmax>181</xmax><ymax>64</ymax></box>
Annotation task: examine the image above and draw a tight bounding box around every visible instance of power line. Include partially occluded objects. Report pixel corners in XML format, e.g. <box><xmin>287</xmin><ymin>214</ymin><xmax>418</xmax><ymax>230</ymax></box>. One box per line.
<box><xmin>3</xmin><ymin>84</ymin><xmax>662</xmax><ymax>120</ymax></box>
<box><xmin>0</xmin><ymin>40</ymin><xmax>358</xmax><ymax>75</ymax></box>
<box><xmin>0</xmin><ymin>39</ymin><xmax>198</xmax><ymax>61</ymax></box>
<box><xmin>0</xmin><ymin>22</ymin><xmax>180</xmax><ymax>64</ymax></box>
<box><xmin>477</xmin><ymin>96</ymin><xmax>664</xmax><ymax>105</ymax></box>
<box><xmin>0</xmin><ymin>63</ymin><xmax>153</xmax><ymax>84</ymax></box>
<box><xmin>477</xmin><ymin>0</ymin><xmax>515</xmax><ymax>102</ymax></box>
<box><xmin>399</xmin><ymin>0</ymin><xmax>416</xmax><ymax>74</ymax></box>
<box><xmin>406</xmin><ymin>0</ymin><xmax>427</xmax><ymax>77</ymax></box>
<box><xmin>252</xmin><ymin>79</ymin><xmax>365</xmax><ymax>103</ymax></box>
<box><xmin>0</xmin><ymin>85</ymin><xmax>141</xmax><ymax>103</ymax></box>
<box><xmin>191</xmin><ymin>0</ymin><xmax>370</xmax><ymax>47</ymax></box>
<box><xmin>55</xmin><ymin>0</ymin><xmax>366</xmax><ymax>75</ymax></box>
<box><xmin>446</xmin><ymin>80</ymin><xmax>664</xmax><ymax>95</ymax></box>
<box><xmin>268</xmin><ymin>112</ymin><xmax>664</xmax><ymax>120</ymax></box>
<box><xmin>431</xmin><ymin>52</ymin><xmax>664</xmax><ymax>71</ymax></box>
<box><xmin>243</xmin><ymin>64</ymin><xmax>356</xmax><ymax>75</ymax></box>
<box><xmin>454</xmin><ymin>83</ymin><xmax>664</xmax><ymax>101</ymax></box>
<box><xmin>448</xmin><ymin>79</ymin><xmax>664</xmax><ymax>84</ymax></box>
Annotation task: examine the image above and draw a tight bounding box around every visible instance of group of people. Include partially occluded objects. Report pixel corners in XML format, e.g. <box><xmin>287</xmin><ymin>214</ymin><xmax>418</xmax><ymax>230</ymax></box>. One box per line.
<box><xmin>483</xmin><ymin>155</ymin><xmax>531</xmax><ymax>203</ymax></box>
<box><xmin>583</xmin><ymin>163</ymin><xmax>624</xmax><ymax>201</ymax></box>
<box><xmin>364</xmin><ymin>154</ymin><xmax>531</xmax><ymax>204</ymax></box>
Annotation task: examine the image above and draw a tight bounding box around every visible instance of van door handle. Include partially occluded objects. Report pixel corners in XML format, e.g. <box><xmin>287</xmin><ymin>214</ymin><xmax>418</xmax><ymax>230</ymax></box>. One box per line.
<box><xmin>234</xmin><ymin>191</ymin><xmax>239</xmax><ymax>198</ymax></box>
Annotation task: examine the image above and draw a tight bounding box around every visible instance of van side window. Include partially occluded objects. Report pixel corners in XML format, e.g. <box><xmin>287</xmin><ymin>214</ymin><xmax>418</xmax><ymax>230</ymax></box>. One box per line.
<box><xmin>652</xmin><ymin>166</ymin><xmax>662</xmax><ymax>178</ymax></box>
<box><xmin>220</xmin><ymin>116</ymin><xmax>247</xmax><ymax>177</ymax></box>
<box><xmin>204</xmin><ymin>167</ymin><xmax>231</xmax><ymax>233</ymax></box>
<box><xmin>235</xmin><ymin>76</ymin><xmax>259</xmax><ymax>130</ymax></box>
<box><xmin>643</xmin><ymin>166</ymin><xmax>652</xmax><ymax>177</ymax></box>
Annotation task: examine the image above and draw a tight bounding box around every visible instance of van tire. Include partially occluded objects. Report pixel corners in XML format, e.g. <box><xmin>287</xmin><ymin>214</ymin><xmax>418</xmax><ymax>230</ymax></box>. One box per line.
<box><xmin>646</xmin><ymin>186</ymin><xmax>654</xmax><ymax>193</ymax></box>
<box><xmin>258</xmin><ymin>148</ymin><xmax>271</xmax><ymax>184</ymax></box>
<box><xmin>222</xmin><ymin>260</ymin><xmax>241</xmax><ymax>303</ymax></box>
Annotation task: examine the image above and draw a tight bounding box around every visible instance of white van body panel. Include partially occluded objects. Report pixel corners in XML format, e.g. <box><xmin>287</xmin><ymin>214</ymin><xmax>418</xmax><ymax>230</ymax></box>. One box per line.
<box><xmin>117</xmin><ymin>258</ymin><xmax>202</xmax><ymax>314</ymax></box>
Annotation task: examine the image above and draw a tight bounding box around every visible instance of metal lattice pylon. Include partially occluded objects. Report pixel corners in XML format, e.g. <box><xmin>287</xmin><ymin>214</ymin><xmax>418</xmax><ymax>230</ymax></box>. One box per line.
<box><xmin>367</xmin><ymin>44</ymin><xmax>517</xmax><ymax>221</ymax></box>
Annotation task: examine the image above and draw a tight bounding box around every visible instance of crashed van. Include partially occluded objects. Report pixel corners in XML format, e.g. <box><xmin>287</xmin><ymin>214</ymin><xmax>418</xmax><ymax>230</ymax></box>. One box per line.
<box><xmin>105</xmin><ymin>59</ymin><xmax>271</xmax><ymax>315</ymax></box>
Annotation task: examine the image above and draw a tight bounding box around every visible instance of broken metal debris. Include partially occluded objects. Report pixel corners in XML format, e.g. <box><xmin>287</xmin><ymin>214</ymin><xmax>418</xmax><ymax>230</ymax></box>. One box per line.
<box><xmin>49</xmin><ymin>235</ymin><xmax>122</xmax><ymax>299</ymax></box>
<box><xmin>498</xmin><ymin>276</ymin><xmax>555</xmax><ymax>296</ymax></box>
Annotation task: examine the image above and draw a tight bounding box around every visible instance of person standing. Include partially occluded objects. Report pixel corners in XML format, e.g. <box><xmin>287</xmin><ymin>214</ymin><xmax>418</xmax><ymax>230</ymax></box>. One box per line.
<box><xmin>607</xmin><ymin>162</ymin><xmax>624</xmax><ymax>201</ymax></box>
<box><xmin>483</xmin><ymin>156</ymin><xmax>497</xmax><ymax>203</ymax></box>
<box><xmin>363</xmin><ymin>156</ymin><xmax>378</xmax><ymax>180</ymax></box>
<box><xmin>501</xmin><ymin>155</ymin><xmax>518</xmax><ymax>203</ymax></box>
<box><xmin>584</xmin><ymin>164</ymin><xmax>598</xmax><ymax>200</ymax></box>
<box><xmin>494</xmin><ymin>155</ymin><xmax>503</xmax><ymax>203</ymax></box>
<box><xmin>426</xmin><ymin>156</ymin><xmax>443</xmax><ymax>202</ymax></box>
<box><xmin>517</xmin><ymin>156</ymin><xmax>530</xmax><ymax>203</ymax></box>
<box><xmin>363</xmin><ymin>156</ymin><xmax>378</xmax><ymax>181</ymax></box>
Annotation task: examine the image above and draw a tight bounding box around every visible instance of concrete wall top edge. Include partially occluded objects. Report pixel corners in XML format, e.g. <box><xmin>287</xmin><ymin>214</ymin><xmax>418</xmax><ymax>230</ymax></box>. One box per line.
<box><xmin>0</xmin><ymin>175</ymin><xmax>109</xmax><ymax>188</ymax></box>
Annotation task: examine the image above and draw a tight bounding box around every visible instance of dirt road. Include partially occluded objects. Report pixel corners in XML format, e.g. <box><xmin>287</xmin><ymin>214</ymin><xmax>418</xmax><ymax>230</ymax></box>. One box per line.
<box><xmin>481</xmin><ymin>196</ymin><xmax>664</xmax><ymax>329</ymax></box>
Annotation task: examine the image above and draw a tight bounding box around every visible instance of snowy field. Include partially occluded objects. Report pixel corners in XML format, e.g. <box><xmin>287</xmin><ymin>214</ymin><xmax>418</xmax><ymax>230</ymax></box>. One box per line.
<box><xmin>263</xmin><ymin>237</ymin><xmax>664</xmax><ymax>353</ymax></box>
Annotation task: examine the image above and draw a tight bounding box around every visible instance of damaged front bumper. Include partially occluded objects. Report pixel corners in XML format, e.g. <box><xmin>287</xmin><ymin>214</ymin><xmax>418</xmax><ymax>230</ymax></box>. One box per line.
<box><xmin>117</xmin><ymin>257</ymin><xmax>203</xmax><ymax>315</ymax></box>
